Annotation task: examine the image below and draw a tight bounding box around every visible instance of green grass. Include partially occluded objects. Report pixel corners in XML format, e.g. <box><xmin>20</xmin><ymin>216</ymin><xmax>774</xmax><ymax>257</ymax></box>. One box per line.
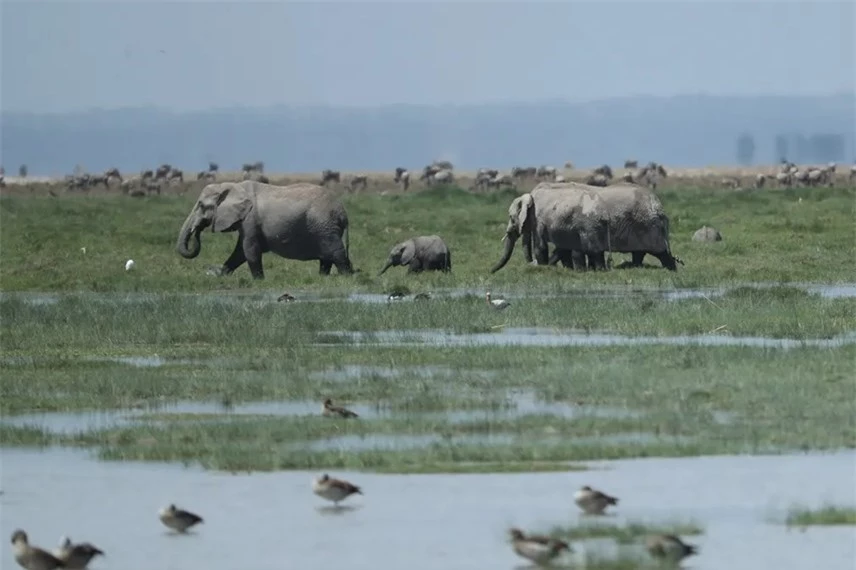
<box><xmin>1</xmin><ymin>183</ymin><xmax>854</xmax><ymax>472</ymax></box>
<box><xmin>548</xmin><ymin>520</ymin><xmax>704</xmax><ymax>544</ymax></box>
<box><xmin>1</xmin><ymin>184</ymin><xmax>854</xmax><ymax>292</ymax></box>
<box><xmin>785</xmin><ymin>505</ymin><xmax>856</xmax><ymax>526</ymax></box>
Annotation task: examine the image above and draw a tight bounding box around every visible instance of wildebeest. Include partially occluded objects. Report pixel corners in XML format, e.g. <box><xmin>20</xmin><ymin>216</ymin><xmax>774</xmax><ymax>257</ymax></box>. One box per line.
<box><xmin>321</xmin><ymin>169</ymin><xmax>341</xmax><ymax>186</ymax></box>
<box><xmin>242</xmin><ymin>161</ymin><xmax>264</xmax><ymax>174</ymax></box>
<box><xmin>349</xmin><ymin>175</ymin><xmax>368</xmax><ymax>192</ymax></box>
<box><xmin>624</xmin><ymin>159</ymin><xmax>638</xmax><ymax>169</ymax></box>
<box><xmin>394</xmin><ymin>167</ymin><xmax>411</xmax><ymax>191</ymax></box>
<box><xmin>197</xmin><ymin>170</ymin><xmax>216</xmax><ymax>181</ymax></box>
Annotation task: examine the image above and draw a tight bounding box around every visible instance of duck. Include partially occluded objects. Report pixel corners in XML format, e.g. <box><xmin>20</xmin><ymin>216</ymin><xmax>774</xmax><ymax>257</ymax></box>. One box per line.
<box><xmin>10</xmin><ymin>530</ymin><xmax>65</xmax><ymax>570</ymax></box>
<box><xmin>158</xmin><ymin>503</ymin><xmax>204</xmax><ymax>533</ymax></box>
<box><xmin>508</xmin><ymin>528</ymin><xmax>571</xmax><ymax>566</ymax></box>
<box><xmin>277</xmin><ymin>292</ymin><xmax>296</xmax><ymax>302</ymax></box>
<box><xmin>54</xmin><ymin>536</ymin><xmax>104</xmax><ymax>569</ymax></box>
<box><xmin>387</xmin><ymin>292</ymin><xmax>405</xmax><ymax>301</ymax></box>
<box><xmin>645</xmin><ymin>534</ymin><xmax>699</xmax><ymax>562</ymax></box>
<box><xmin>321</xmin><ymin>398</ymin><xmax>359</xmax><ymax>419</ymax></box>
<box><xmin>574</xmin><ymin>485</ymin><xmax>619</xmax><ymax>515</ymax></box>
<box><xmin>312</xmin><ymin>473</ymin><xmax>362</xmax><ymax>505</ymax></box>
<box><xmin>486</xmin><ymin>291</ymin><xmax>510</xmax><ymax>310</ymax></box>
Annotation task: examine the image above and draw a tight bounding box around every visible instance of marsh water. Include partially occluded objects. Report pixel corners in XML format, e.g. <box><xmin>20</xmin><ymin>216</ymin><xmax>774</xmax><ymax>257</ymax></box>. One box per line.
<box><xmin>3</xmin><ymin>282</ymin><xmax>856</xmax><ymax>306</ymax></box>
<box><xmin>2</xmin><ymin>448</ymin><xmax>854</xmax><ymax>570</ymax></box>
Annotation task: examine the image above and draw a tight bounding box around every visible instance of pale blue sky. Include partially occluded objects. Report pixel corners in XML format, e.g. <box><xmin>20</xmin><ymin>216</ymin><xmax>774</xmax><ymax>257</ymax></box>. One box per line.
<box><xmin>2</xmin><ymin>0</ymin><xmax>854</xmax><ymax>113</ymax></box>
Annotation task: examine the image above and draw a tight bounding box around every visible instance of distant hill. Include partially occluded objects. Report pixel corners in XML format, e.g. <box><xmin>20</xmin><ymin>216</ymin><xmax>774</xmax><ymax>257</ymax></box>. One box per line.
<box><xmin>1</xmin><ymin>94</ymin><xmax>853</xmax><ymax>176</ymax></box>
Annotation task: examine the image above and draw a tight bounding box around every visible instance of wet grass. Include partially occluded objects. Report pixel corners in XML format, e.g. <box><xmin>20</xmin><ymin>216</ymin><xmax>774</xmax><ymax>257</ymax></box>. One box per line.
<box><xmin>1</xmin><ymin>183</ymin><xmax>854</xmax><ymax>293</ymax></box>
<box><xmin>785</xmin><ymin>505</ymin><xmax>856</xmax><ymax>526</ymax></box>
<box><xmin>548</xmin><ymin>520</ymin><xmax>704</xmax><ymax>544</ymax></box>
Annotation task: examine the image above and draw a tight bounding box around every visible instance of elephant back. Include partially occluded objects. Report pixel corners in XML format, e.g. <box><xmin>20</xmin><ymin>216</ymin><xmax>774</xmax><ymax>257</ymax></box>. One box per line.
<box><xmin>597</xmin><ymin>184</ymin><xmax>670</xmax><ymax>253</ymax></box>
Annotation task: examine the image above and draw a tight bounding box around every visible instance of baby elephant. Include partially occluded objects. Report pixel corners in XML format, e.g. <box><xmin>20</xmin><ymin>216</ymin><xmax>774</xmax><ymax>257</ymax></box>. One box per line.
<box><xmin>378</xmin><ymin>235</ymin><xmax>451</xmax><ymax>275</ymax></box>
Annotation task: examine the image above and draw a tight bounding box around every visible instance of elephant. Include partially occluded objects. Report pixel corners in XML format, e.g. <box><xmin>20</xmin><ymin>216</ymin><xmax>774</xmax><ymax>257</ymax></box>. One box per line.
<box><xmin>378</xmin><ymin>235</ymin><xmax>451</xmax><ymax>275</ymax></box>
<box><xmin>176</xmin><ymin>181</ymin><xmax>353</xmax><ymax>279</ymax></box>
<box><xmin>571</xmin><ymin>183</ymin><xmax>682</xmax><ymax>270</ymax></box>
<box><xmin>490</xmin><ymin>183</ymin><xmax>610</xmax><ymax>274</ymax></box>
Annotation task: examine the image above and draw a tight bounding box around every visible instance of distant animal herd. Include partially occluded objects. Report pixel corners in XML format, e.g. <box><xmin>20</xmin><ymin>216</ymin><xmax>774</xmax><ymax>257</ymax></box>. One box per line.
<box><xmin>0</xmin><ymin>158</ymin><xmax>853</xmax><ymax>196</ymax></box>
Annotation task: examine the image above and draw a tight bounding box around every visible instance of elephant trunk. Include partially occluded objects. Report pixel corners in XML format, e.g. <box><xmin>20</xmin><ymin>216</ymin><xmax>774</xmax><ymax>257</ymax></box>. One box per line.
<box><xmin>490</xmin><ymin>235</ymin><xmax>517</xmax><ymax>273</ymax></box>
<box><xmin>522</xmin><ymin>227</ymin><xmax>533</xmax><ymax>263</ymax></box>
<box><xmin>378</xmin><ymin>260</ymin><xmax>394</xmax><ymax>276</ymax></box>
<box><xmin>177</xmin><ymin>214</ymin><xmax>202</xmax><ymax>259</ymax></box>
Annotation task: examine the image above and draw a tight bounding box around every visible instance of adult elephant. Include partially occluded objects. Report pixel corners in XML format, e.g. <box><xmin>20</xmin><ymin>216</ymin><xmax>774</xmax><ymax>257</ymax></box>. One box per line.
<box><xmin>547</xmin><ymin>183</ymin><xmax>681</xmax><ymax>271</ymax></box>
<box><xmin>176</xmin><ymin>181</ymin><xmax>353</xmax><ymax>279</ymax></box>
<box><xmin>490</xmin><ymin>183</ymin><xmax>610</xmax><ymax>273</ymax></box>
<box><xmin>378</xmin><ymin>235</ymin><xmax>452</xmax><ymax>275</ymax></box>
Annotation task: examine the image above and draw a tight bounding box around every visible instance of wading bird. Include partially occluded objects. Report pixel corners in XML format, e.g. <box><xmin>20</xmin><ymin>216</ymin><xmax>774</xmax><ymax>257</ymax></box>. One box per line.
<box><xmin>312</xmin><ymin>474</ymin><xmax>362</xmax><ymax>506</ymax></box>
<box><xmin>486</xmin><ymin>291</ymin><xmax>510</xmax><ymax>310</ymax></box>
<box><xmin>321</xmin><ymin>398</ymin><xmax>359</xmax><ymax>419</ymax></box>
<box><xmin>574</xmin><ymin>485</ymin><xmax>619</xmax><ymax>515</ymax></box>
<box><xmin>11</xmin><ymin>530</ymin><xmax>65</xmax><ymax>570</ymax></box>
<box><xmin>158</xmin><ymin>504</ymin><xmax>204</xmax><ymax>533</ymax></box>
<box><xmin>54</xmin><ymin>536</ymin><xmax>105</xmax><ymax>569</ymax></box>
<box><xmin>646</xmin><ymin>534</ymin><xmax>699</xmax><ymax>563</ymax></box>
<box><xmin>508</xmin><ymin>528</ymin><xmax>571</xmax><ymax>565</ymax></box>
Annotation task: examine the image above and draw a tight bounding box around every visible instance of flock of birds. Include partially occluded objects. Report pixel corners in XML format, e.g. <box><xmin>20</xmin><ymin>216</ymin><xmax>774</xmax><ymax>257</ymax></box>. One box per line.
<box><xmin>8</xmin><ymin>396</ymin><xmax>700</xmax><ymax>568</ymax></box>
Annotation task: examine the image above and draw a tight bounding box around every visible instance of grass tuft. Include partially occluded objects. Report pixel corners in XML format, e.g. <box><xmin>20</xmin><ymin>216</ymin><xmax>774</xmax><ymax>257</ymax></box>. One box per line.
<box><xmin>785</xmin><ymin>505</ymin><xmax>856</xmax><ymax>526</ymax></box>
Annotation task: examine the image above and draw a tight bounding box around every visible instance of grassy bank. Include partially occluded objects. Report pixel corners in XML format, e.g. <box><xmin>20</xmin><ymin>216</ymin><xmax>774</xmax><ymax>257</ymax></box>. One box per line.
<box><xmin>785</xmin><ymin>505</ymin><xmax>856</xmax><ymax>526</ymax></box>
<box><xmin>1</xmin><ymin>184</ymin><xmax>854</xmax><ymax>292</ymax></box>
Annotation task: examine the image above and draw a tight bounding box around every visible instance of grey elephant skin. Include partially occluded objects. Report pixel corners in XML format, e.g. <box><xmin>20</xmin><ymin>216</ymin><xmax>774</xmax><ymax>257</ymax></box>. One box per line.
<box><xmin>176</xmin><ymin>181</ymin><xmax>353</xmax><ymax>279</ymax></box>
<box><xmin>379</xmin><ymin>235</ymin><xmax>452</xmax><ymax>275</ymax></box>
<box><xmin>540</xmin><ymin>183</ymin><xmax>681</xmax><ymax>271</ymax></box>
<box><xmin>491</xmin><ymin>183</ymin><xmax>611</xmax><ymax>274</ymax></box>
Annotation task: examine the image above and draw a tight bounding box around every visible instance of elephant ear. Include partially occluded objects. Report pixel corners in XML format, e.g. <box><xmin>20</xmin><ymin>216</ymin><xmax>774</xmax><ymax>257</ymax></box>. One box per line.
<box><xmin>400</xmin><ymin>241</ymin><xmax>416</xmax><ymax>266</ymax></box>
<box><xmin>213</xmin><ymin>184</ymin><xmax>252</xmax><ymax>232</ymax></box>
<box><xmin>516</xmin><ymin>193</ymin><xmax>535</xmax><ymax>235</ymax></box>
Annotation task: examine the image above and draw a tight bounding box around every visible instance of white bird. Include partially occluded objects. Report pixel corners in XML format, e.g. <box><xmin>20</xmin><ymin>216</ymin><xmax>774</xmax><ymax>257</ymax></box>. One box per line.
<box><xmin>486</xmin><ymin>291</ymin><xmax>510</xmax><ymax>310</ymax></box>
<box><xmin>80</xmin><ymin>247</ymin><xmax>86</xmax><ymax>255</ymax></box>
<box><xmin>125</xmin><ymin>259</ymin><xmax>135</xmax><ymax>271</ymax></box>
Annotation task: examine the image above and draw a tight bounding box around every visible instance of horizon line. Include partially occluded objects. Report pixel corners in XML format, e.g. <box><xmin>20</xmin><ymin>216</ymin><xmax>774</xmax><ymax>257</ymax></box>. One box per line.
<box><xmin>3</xmin><ymin>91</ymin><xmax>854</xmax><ymax>117</ymax></box>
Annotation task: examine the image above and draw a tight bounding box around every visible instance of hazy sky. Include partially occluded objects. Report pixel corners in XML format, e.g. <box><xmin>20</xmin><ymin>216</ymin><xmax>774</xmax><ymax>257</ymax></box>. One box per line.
<box><xmin>2</xmin><ymin>0</ymin><xmax>854</xmax><ymax>113</ymax></box>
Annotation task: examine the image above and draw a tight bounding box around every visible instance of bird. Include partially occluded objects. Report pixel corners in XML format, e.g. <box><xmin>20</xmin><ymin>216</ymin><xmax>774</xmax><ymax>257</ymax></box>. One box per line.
<box><xmin>645</xmin><ymin>534</ymin><xmax>699</xmax><ymax>563</ymax></box>
<box><xmin>387</xmin><ymin>292</ymin><xmax>405</xmax><ymax>301</ymax></box>
<box><xmin>158</xmin><ymin>504</ymin><xmax>204</xmax><ymax>533</ymax></box>
<box><xmin>276</xmin><ymin>292</ymin><xmax>296</xmax><ymax>302</ymax></box>
<box><xmin>10</xmin><ymin>530</ymin><xmax>65</xmax><ymax>570</ymax></box>
<box><xmin>54</xmin><ymin>536</ymin><xmax>104</xmax><ymax>569</ymax></box>
<box><xmin>312</xmin><ymin>473</ymin><xmax>362</xmax><ymax>505</ymax></box>
<box><xmin>321</xmin><ymin>398</ymin><xmax>359</xmax><ymax>419</ymax></box>
<box><xmin>508</xmin><ymin>528</ymin><xmax>571</xmax><ymax>566</ymax></box>
<box><xmin>413</xmin><ymin>292</ymin><xmax>432</xmax><ymax>301</ymax></box>
<box><xmin>124</xmin><ymin>259</ymin><xmax>135</xmax><ymax>271</ymax></box>
<box><xmin>574</xmin><ymin>485</ymin><xmax>619</xmax><ymax>515</ymax></box>
<box><xmin>486</xmin><ymin>291</ymin><xmax>510</xmax><ymax>310</ymax></box>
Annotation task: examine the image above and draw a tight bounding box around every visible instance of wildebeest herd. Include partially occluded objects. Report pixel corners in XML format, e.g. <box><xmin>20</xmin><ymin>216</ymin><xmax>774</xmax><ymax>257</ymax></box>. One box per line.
<box><xmin>2</xmin><ymin>156</ymin><xmax>852</xmax><ymax>196</ymax></box>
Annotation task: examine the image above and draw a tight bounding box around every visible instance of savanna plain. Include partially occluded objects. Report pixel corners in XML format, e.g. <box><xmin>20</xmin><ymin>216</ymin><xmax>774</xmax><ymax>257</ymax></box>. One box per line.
<box><xmin>1</xmin><ymin>174</ymin><xmax>855</xmax><ymax>569</ymax></box>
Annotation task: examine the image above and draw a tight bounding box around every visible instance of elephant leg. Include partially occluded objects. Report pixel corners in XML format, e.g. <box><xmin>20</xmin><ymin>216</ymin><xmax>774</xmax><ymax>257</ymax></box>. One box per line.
<box><xmin>319</xmin><ymin>237</ymin><xmax>353</xmax><ymax>275</ymax></box>
<box><xmin>654</xmin><ymin>251</ymin><xmax>678</xmax><ymax>271</ymax></box>
<box><xmin>219</xmin><ymin>236</ymin><xmax>249</xmax><ymax>276</ymax></box>
<box><xmin>534</xmin><ymin>243</ymin><xmax>549</xmax><ymax>265</ymax></box>
<box><xmin>242</xmin><ymin>234</ymin><xmax>265</xmax><ymax>279</ymax></box>
<box><xmin>587</xmin><ymin>252</ymin><xmax>606</xmax><ymax>270</ymax></box>
<box><xmin>631</xmin><ymin>252</ymin><xmax>646</xmax><ymax>267</ymax></box>
<box><xmin>407</xmin><ymin>260</ymin><xmax>424</xmax><ymax>274</ymax></box>
<box><xmin>319</xmin><ymin>260</ymin><xmax>333</xmax><ymax>275</ymax></box>
<box><xmin>571</xmin><ymin>251</ymin><xmax>588</xmax><ymax>271</ymax></box>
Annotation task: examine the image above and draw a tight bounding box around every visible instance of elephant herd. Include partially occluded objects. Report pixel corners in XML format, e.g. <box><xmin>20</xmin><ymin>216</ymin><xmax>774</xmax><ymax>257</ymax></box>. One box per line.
<box><xmin>175</xmin><ymin>179</ymin><xmax>681</xmax><ymax>280</ymax></box>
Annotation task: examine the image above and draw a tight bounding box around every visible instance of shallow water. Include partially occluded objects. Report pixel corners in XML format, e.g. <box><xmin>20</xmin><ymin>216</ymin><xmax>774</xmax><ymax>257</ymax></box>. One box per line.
<box><xmin>1</xmin><ymin>448</ymin><xmax>853</xmax><ymax>570</ymax></box>
<box><xmin>0</xmin><ymin>393</ymin><xmax>649</xmax><ymax>436</ymax></box>
<box><xmin>2</xmin><ymin>282</ymin><xmax>854</xmax><ymax>307</ymax></box>
<box><xmin>319</xmin><ymin>328</ymin><xmax>856</xmax><ymax>349</ymax></box>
